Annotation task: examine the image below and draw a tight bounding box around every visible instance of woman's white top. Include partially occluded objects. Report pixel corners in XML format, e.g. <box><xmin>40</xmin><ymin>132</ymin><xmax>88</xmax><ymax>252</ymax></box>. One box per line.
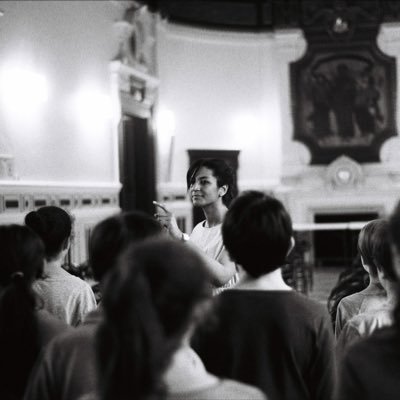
<box><xmin>190</xmin><ymin>221</ymin><xmax>239</xmax><ymax>295</ymax></box>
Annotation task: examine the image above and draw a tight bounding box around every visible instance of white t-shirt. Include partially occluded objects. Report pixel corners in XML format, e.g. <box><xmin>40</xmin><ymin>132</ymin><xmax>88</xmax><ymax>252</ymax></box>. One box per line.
<box><xmin>33</xmin><ymin>265</ymin><xmax>97</xmax><ymax>326</ymax></box>
<box><xmin>190</xmin><ymin>221</ymin><xmax>239</xmax><ymax>294</ymax></box>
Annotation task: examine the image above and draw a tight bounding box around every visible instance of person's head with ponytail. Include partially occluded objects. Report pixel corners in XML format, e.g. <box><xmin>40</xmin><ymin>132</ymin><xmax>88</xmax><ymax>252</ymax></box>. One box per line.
<box><xmin>89</xmin><ymin>211</ymin><xmax>163</xmax><ymax>283</ymax></box>
<box><xmin>25</xmin><ymin>206</ymin><xmax>72</xmax><ymax>261</ymax></box>
<box><xmin>96</xmin><ymin>237</ymin><xmax>212</xmax><ymax>400</ymax></box>
<box><xmin>0</xmin><ymin>224</ymin><xmax>45</xmax><ymax>398</ymax></box>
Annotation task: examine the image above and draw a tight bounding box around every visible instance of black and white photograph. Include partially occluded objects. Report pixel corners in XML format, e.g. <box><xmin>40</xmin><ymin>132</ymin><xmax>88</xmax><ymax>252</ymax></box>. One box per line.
<box><xmin>1</xmin><ymin>1</ymin><xmax>400</xmax><ymax>400</ymax></box>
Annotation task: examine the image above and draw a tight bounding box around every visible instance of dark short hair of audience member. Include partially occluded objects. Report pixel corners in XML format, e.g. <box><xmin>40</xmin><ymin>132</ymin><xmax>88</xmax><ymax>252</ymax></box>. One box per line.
<box><xmin>371</xmin><ymin>219</ymin><xmax>396</xmax><ymax>282</ymax></box>
<box><xmin>25</xmin><ymin>206</ymin><xmax>72</xmax><ymax>260</ymax></box>
<box><xmin>358</xmin><ymin>220</ymin><xmax>381</xmax><ymax>279</ymax></box>
<box><xmin>186</xmin><ymin>158</ymin><xmax>235</xmax><ymax>207</ymax></box>
<box><xmin>222</xmin><ymin>191</ymin><xmax>293</xmax><ymax>277</ymax></box>
<box><xmin>0</xmin><ymin>224</ymin><xmax>45</xmax><ymax>399</ymax></box>
<box><xmin>88</xmin><ymin>211</ymin><xmax>163</xmax><ymax>282</ymax></box>
<box><xmin>96</xmin><ymin>238</ymin><xmax>212</xmax><ymax>400</ymax></box>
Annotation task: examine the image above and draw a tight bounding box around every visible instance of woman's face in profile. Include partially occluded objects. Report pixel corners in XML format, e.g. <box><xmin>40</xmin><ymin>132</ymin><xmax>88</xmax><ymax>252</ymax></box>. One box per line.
<box><xmin>189</xmin><ymin>166</ymin><xmax>221</xmax><ymax>208</ymax></box>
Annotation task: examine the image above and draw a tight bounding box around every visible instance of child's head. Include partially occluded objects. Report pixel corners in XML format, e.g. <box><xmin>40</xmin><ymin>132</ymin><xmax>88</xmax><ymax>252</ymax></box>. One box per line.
<box><xmin>359</xmin><ymin>219</ymin><xmax>395</xmax><ymax>283</ymax></box>
<box><xmin>358</xmin><ymin>219</ymin><xmax>395</xmax><ymax>282</ymax></box>
<box><xmin>0</xmin><ymin>224</ymin><xmax>45</xmax><ymax>285</ymax></box>
<box><xmin>222</xmin><ymin>191</ymin><xmax>293</xmax><ymax>277</ymax></box>
<box><xmin>97</xmin><ymin>237</ymin><xmax>212</xmax><ymax>400</ymax></box>
<box><xmin>89</xmin><ymin>211</ymin><xmax>163</xmax><ymax>282</ymax></box>
<box><xmin>25</xmin><ymin>206</ymin><xmax>72</xmax><ymax>261</ymax></box>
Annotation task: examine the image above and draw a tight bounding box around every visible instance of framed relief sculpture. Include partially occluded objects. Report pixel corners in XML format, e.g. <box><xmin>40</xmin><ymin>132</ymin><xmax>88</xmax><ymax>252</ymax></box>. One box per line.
<box><xmin>290</xmin><ymin>4</ymin><xmax>397</xmax><ymax>164</ymax></box>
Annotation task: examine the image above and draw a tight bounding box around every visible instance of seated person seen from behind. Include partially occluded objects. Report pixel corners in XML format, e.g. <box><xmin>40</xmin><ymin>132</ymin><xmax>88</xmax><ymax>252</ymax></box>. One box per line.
<box><xmin>192</xmin><ymin>191</ymin><xmax>336</xmax><ymax>400</ymax></box>
<box><xmin>24</xmin><ymin>211</ymin><xmax>164</xmax><ymax>400</ymax></box>
<box><xmin>0</xmin><ymin>225</ymin><xmax>70</xmax><ymax>400</ymax></box>
<box><xmin>154</xmin><ymin>158</ymin><xmax>240</xmax><ymax>295</ymax></box>
<box><xmin>336</xmin><ymin>201</ymin><xmax>400</xmax><ymax>400</ymax></box>
<box><xmin>337</xmin><ymin>218</ymin><xmax>396</xmax><ymax>355</ymax></box>
<box><xmin>335</xmin><ymin>219</ymin><xmax>387</xmax><ymax>338</ymax></box>
<box><xmin>82</xmin><ymin>238</ymin><xmax>266</xmax><ymax>400</ymax></box>
<box><xmin>25</xmin><ymin>206</ymin><xmax>96</xmax><ymax>326</ymax></box>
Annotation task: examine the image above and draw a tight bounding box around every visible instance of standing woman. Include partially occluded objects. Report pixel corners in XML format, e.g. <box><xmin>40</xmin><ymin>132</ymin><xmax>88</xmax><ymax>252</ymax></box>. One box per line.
<box><xmin>0</xmin><ymin>225</ymin><xmax>70</xmax><ymax>400</ymax></box>
<box><xmin>154</xmin><ymin>158</ymin><xmax>239</xmax><ymax>293</ymax></box>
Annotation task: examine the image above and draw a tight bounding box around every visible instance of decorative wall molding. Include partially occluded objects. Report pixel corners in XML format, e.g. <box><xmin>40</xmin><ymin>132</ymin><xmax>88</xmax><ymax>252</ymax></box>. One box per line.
<box><xmin>275</xmin><ymin>183</ymin><xmax>398</xmax><ymax>225</ymax></box>
<box><xmin>380</xmin><ymin>136</ymin><xmax>400</xmax><ymax>164</ymax></box>
<box><xmin>160</xmin><ymin>18</ymin><xmax>275</xmax><ymax>46</ymax></box>
<box><xmin>325</xmin><ymin>155</ymin><xmax>364</xmax><ymax>189</ymax></box>
<box><xmin>0</xmin><ymin>181</ymin><xmax>120</xmax><ymax>214</ymax></box>
<box><xmin>0</xmin><ymin>181</ymin><xmax>121</xmax><ymax>264</ymax></box>
<box><xmin>0</xmin><ymin>154</ymin><xmax>15</xmax><ymax>179</ymax></box>
<box><xmin>274</xmin><ymin>29</ymin><xmax>307</xmax><ymax>62</ymax></box>
<box><xmin>282</xmin><ymin>141</ymin><xmax>311</xmax><ymax>177</ymax></box>
<box><xmin>377</xmin><ymin>22</ymin><xmax>400</xmax><ymax>55</ymax></box>
<box><xmin>112</xmin><ymin>3</ymin><xmax>157</xmax><ymax>75</ymax></box>
<box><xmin>110</xmin><ymin>60</ymin><xmax>159</xmax><ymax>119</ymax></box>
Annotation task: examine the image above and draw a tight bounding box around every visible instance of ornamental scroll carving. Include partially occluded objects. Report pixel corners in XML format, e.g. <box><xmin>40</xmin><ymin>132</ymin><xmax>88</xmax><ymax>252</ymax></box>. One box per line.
<box><xmin>113</xmin><ymin>4</ymin><xmax>157</xmax><ymax>75</ymax></box>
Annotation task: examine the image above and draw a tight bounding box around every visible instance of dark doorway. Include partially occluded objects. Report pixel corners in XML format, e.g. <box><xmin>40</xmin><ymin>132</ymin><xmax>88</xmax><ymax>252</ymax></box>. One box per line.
<box><xmin>313</xmin><ymin>212</ymin><xmax>379</xmax><ymax>268</ymax></box>
<box><xmin>119</xmin><ymin>114</ymin><xmax>156</xmax><ymax>215</ymax></box>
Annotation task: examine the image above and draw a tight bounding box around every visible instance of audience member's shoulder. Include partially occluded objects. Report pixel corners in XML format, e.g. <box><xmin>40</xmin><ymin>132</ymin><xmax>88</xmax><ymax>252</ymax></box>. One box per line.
<box><xmin>216</xmin><ymin>379</ymin><xmax>267</xmax><ymax>400</ymax></box>
<box><xmin>345</xmin><ymin>309</ymin><xmax>392</xmax><ymax>336</ymax></box>
<box><xmin>347</xmin><ymin>325</ymin><xmax>398</xmax><ymax>359</ymax></box>
<box><xmin>289</xmin><ymin>291</ymin><xmax>328</xmax><ymax>314</ymax></box>
<box><xmin>36</xmin><ymin>309</ymin><xmax>72</xmax><ymax>345</ymax></box>
<box><xmin>337</xmin><ymin>292</ymin><xmax>362</xmax><ymax>310</ymax></box>
<box><xmin>67</xmin><ymin>273</ymin><xmax>92</xmax><ymax>288</ymax></box>
<box><xmin>76</xmin><ymin>380</ymin><xmax>267</xmax><ymax>400</ymax></box>
<box><xmin>168</xmin><ymin>379</ymin><xmax>267</xmax><ymax>400</ymax></box>
<box><xmin>50</xmin><ymin>308</ymin><xmax>102</xmax><ymax>346</ymax></box>
<box><xmin>63</xmin><ymin>273</ymin><xmax>96</xmax><ymax>299</ymax></box>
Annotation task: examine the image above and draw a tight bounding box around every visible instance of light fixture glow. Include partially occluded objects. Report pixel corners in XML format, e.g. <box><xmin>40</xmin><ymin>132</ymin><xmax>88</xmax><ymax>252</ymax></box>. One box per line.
<box><xmin>73</xmin><ymin>87</ymin><xmax>112</xmax><ymax>132</ymax></box>
<box><xmin>156</xmin><ymin>108</ymin><xmax>176</xmax><ymax>139</ymax></box>
<box><xmin>0</xmin><ymin>66</ymin><xmax>49</xmax><ymax>114</ymax></box>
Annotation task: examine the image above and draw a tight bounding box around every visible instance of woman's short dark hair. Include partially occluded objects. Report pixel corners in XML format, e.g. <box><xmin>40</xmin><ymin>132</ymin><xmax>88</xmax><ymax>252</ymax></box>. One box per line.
<box><xmin>222</xmin><ymin>191</ymin><xmax>293</xmax><ymax>277</ymax></box>
<box><xmin>186</xmin><ymin>158</ymin><xmax>235</xmax><ymax>207</ymax></box>
<box><xmin>359</xmin><ymin>219</ymin><xmax>394</xmax><ymax>280</ymax></box>
<box><xmin>89</xmin><ymin>211</ymin><xmax>163</xmax><ymax>282</ymax></box>
<box><xmin>25</xmin><ymin>206</ymin><xmax>72</xmax><ymax>260</ymax></box>
<box><xmin>0</xmin><ymin>224</ymin><xmax>45</xmax><ymax>398</ymax></box>
<box><xmin>96</xmin><ymin>238</ymin><xmax>212</xmax><ymax>400</ymax></box>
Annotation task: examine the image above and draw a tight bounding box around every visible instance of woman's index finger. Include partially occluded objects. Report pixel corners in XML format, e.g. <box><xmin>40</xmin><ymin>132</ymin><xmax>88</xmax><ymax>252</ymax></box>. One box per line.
<box><xmin>152</xmin><ymin>201</ymin><xmax>169</xmax><ymax>213</ymax></box>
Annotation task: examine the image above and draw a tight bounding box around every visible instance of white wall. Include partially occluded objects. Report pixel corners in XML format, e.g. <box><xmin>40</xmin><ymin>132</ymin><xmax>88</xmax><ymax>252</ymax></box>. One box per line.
<box><xmin>0</xmin><ymin>1</ymin><xmax>121</xmax><ymax>183</ymax></box>
<box><xmin>156</xmin><ymin>22</ymin><xmax>283</xmax><ymax>191</ymax></box>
